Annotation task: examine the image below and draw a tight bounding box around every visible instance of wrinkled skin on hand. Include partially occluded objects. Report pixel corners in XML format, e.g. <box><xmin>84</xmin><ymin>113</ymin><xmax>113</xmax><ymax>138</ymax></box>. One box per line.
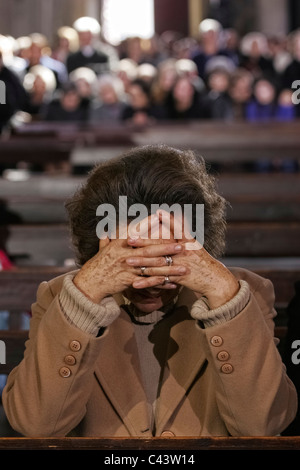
<box><xmin>73</xmin><ymin>211</ymin><xmax>239</xmax><ymax>312</ymax></box>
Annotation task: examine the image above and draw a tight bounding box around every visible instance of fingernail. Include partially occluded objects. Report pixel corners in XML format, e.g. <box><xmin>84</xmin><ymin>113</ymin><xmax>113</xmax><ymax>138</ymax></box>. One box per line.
<box><xmin>128</xmin><ymin>237</ymin><xmax>139</xmax><ymax>243</ymax></box>
<box><xmin>133</xmin><ymin>280</ymin><xmax>144</xmax><ymax>287</ymax></box>
<box><xmin>126</xmin><ymin>258</ymin><xmax>136</xmax><ymax>264</ymax></box>
<box><xmin>175</xmin><ymin>245</ymin><xmax>182</xmax><ymax>251</ymax></box>
<box><xmin>178</xmin><ymin>267</ymin><xmax>186</xmax><ymax>274</ymax></box>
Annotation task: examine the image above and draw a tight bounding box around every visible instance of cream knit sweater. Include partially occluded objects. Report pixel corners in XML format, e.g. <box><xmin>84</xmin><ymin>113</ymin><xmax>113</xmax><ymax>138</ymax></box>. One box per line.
<box><xmin>59</xmin><ymin>273</ymin><xmax>250</xmax><ymax>335</ymax></box>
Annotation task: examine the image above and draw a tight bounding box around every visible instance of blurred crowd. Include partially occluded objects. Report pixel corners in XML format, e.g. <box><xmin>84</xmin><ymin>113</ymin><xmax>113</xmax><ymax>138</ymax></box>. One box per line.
<box><xmin>1</xmin><ymin>16</ymin><xmax>300</xmax><ymax>129</ymax></box>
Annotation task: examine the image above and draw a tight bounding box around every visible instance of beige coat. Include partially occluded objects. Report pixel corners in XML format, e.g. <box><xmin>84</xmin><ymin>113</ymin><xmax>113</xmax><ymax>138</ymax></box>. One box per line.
<box><xmin>2</xmin><ymin>267</ymin><xmax>297</xmax><ymax>437</ymax></box>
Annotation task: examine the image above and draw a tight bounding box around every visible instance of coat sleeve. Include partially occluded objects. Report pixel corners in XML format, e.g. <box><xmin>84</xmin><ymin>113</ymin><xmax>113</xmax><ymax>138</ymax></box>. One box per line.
<box><xmin>200</xmin><ymin>273</ymin><xmax>298</xmax><ymax>436</ymax></box>
<box><xmin>2</xmin><ymin>279</ymin><xmax>108</xmax><ymax>437</ymax></box>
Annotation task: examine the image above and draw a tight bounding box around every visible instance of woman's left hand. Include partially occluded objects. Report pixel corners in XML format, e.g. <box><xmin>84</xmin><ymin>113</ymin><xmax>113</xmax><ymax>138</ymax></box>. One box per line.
<box><xmin>126</xmin><ymin>211</ymin><xmax>239</xmax><ymax>309</ymax></box>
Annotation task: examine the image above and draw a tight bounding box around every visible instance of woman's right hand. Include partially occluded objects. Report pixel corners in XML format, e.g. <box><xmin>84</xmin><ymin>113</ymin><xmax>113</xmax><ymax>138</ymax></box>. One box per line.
<box><xmin>73</xmin><ymin>216</ymin><xmax>185</xmax><ymax>304</ymax></box>
<box><xmin>72</xmin><ymin>236</ymin><xmax>141</xmax><ymax>303</ymax></box>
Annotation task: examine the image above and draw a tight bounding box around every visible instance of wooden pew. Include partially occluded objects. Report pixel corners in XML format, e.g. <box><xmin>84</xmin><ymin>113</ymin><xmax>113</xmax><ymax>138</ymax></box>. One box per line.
<box><xmin>0</xmin><ymin>436</ymin><xmax>299</xmax><ymax>450</ymax></box>
<box><xmin>1</xmin><ymin>173</ymin><xmax>300</xmax><ymax>224</ymax></box>
<box><xmin>133</xmin><ymin>120</ymin><xmax>300</xmax><ymax>166</ymax></box>
<box><xmin>2</xmin><ymin>222</ymin><xmax>300</xmax><ymax>266</ymax></box>
<box><xmin>1</xmin><ymin>121</ymin><xmax>300</xmax><ymax>171</ymax></box>
<box><xmin>217</xmin><ymin>173</ymin><xmax>300</xmax><ymax>222</ymax></box>
<box><xmin>225</xmin><ymin>222</ymin><xmax>300</xmax><ymax>257</ymax></box>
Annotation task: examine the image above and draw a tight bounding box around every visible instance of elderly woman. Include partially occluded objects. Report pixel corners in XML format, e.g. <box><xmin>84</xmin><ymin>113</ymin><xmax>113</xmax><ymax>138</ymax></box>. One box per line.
<box><xmin>3</xmin><ymin>145</ymin><xmax>297</xmax><ymax>437</ymax></box>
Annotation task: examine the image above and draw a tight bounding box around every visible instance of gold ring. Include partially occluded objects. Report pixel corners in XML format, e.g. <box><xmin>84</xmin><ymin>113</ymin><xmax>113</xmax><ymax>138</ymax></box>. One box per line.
<box><xmin>165</xmin><ymin>256</ymin><xmax>173</xmax><ymax>266</ymax></box>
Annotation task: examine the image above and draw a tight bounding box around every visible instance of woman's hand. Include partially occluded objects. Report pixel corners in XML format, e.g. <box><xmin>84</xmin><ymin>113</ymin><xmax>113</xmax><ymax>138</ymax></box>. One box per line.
<box><xmin>73</xmin><ymin>216</ymin><xmax>187</xmax><ymax>303</ymax></box>
<box><xmin>126</xmin><ymin>211</ymin><xmax>239</xmax><ymax>309</ymax></box>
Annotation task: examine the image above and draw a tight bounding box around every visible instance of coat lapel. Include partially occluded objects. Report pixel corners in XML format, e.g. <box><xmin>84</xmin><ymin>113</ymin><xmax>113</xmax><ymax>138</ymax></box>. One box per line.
<box><xmin>94</xmin><ymin>301</ymin><xmax>151</xmax><ymax>437</ymax></box>
<box><xmin>154</xmin><ymin>289</ymin><xmax>207</xmax><ymax>434</ymax></box>
<box><xmin>94</xmin><ymin>289</ymin><xmax>207</xmax><ymax>436</ymax></box>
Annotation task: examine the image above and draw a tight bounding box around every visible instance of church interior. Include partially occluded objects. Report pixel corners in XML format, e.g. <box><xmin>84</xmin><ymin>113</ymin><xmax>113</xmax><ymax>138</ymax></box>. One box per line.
<box><xmin>0</xmin><ymin>0</ymin><xmax>300</xmax><ymax>448</ymax></box>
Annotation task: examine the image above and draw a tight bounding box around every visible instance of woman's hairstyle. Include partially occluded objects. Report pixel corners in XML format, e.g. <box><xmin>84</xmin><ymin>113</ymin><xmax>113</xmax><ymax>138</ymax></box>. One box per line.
<box><xmin>65</xmin><ymin>145</ymin><xmax>227</xmax><ymax>265</ymax></box>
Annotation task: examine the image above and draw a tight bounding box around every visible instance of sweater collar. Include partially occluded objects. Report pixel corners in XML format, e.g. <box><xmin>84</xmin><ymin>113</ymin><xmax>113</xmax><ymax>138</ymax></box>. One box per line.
<box><xmin>121</xmin><ymin>295</ymin><xmax>179</xmax><ymax>325</ymax></box>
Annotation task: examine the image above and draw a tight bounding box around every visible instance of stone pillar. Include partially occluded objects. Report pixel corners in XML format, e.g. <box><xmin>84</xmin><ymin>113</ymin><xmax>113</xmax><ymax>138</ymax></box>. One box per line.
<box><xmin>85</xmin><ymin>0</ymin><xmax>101</xmax><ymax>19</ymax></box>
<box><xmin>188</xmin><ymin>0</ymin><xmax>209</xmax><ymax>38</ymax></box>
<box><xmin>255</xmin><ymin>0</ymin><xmax>289</xmax><ymax>35</ymax></box>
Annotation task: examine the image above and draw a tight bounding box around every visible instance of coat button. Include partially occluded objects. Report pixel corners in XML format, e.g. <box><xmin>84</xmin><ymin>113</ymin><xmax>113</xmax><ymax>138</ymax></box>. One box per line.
<box><xmin>69</xmin><ymin>340</ymin><xmax>81</xmax><ymax>352</ymax></box>
<box><xmin>59</xmin><ymin>366</ymin><xmax>71</xmax><ymax>378</ymax></box>
<box><xmin>210</xmin><ymin>335</ymin><xmax>223</xmax><ymax>347</ymax></box>
<box><xmin>64</xmin><ymin>355</ymin><xmax>76</xmax><ymax>366</ymax></box>
<box><xmin>217</xmin><ymin>350</ymin><xmax>230</xmax><ymax>361</ymax></box>
<box><xmin>221</xmin><ymin>363</ymin><xmax>234</xmax><ymax>374</ymax></box>
<box><xmin>161</xmin><ymin>431</ymin><xmax>175</xmax><ymax>437</ymax></box>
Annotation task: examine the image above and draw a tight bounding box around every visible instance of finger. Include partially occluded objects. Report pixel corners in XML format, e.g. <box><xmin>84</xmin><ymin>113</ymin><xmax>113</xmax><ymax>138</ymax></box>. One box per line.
<box><xmin>127</xmin><ymin>242</ymin><xmax>183</xmax><ymax>258</ymax></box>
<box><xmin>126</xmin><ymin>255</ymin><xmax>169</xmax><ymax>267</ymax></box>
<box><xmin>157</xmin><ymin>210</ymin><xmax>203</xmax><ymax>251</ymax></box>
<box><xmin>132</xmin><ymin>276</ymin><xmax>177</xmax><ymax>289</ymax></box>
<box><xmin>99</xmin><ymin>237</ymin><xmax>110</xmax><ymax>250</ymax></box>
<box><xmin>128</xmin><ymin>214</ymin><xmax>160</xmax><ymax>239</ymax></box>
<box><xmin>184</xmin><ymin>240</ymin><xmax>203</xmax><ymax>251</ymax></box>
<box><xmin>128</xmin><ymin>236</ymin><xmax>173</xmax><ymax>247</ymax></box>
<box><xmin>134</xmin><ymin>265</ymin><xmax>187</xmax><ymax>276</ymax></box>
<box><xmin>157</xmin><ymin>209</ymin><xmax>179</xmax><ymax>241</ymax></box>
<box><xmin>157</xmin><ymin>209</ymin><xmax>194</xmax><ymax>243</ymax></box>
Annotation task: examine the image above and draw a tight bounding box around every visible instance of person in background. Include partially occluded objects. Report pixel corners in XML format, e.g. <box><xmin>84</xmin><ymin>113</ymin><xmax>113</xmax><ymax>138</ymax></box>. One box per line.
<box><xmin>276</xmin><ymin>88</ymin><xmax>296</xmax><ymax>121</ymax></box>
<box><xmin>165</xmin><ymin>75</ymin><xmax>207</xmax><ymax>120</ymax></box>
<box><xmin>23</xmin><ymin>65</ymin><xmax>56</xmax><ymax>118</ymax></box>
<box><xmin>0</xmin><ymin>46</ymin><xmax>29</xmax><ymax>132</ymax></box>
<box><xmin>191</xmin><ymin>19</ymin><xmax>228</xmax><ymax>79</ymax></box>
<box><xmin>43</xmin><ymin>82</ymin><xmax>89</xmax><ymax>122</ymax></box>
<box><xmin>267</xmin><ymin>35</ymin><xmax>292</xmax><ymax>77</ymax></box>
<box><xmin>136</xmin><ymin>63</ymin><xmax>157</xmax><ymax>87</ymax></box>
<box><xmin>175</xmin><ymin>58</ymin><xmax>205</xmax><ymax>94</ymax></box>
<box><xmin>159</xmin><ymin>30</ymin><xmax>183</xmax><ymax>60</ymax></box>
<box><xmin>69</xmin><ymin>66</ymin><xmax>98</xmax><ymax>110</ymax></box>
<box><xmin>119</xmin><ymin>36</ymin><xmax>144</xmax><ymax>64</ymax></box>
<box><xmin>150</xmin><ymin>58</ymin><xmax>178</xmax><ymax>108</ymax></box>
<box><xmin>275</xmin><ymin>89</ymin><xmax>297</xmax><ymax>172</ymax></box>
<box><xmin>140</xmin><ymin>34</ymin><xmax>169</xmax><ymax>66</ymax></box>
<box><xmin>14</xmin><ymin>36</ymin><xmax>32</xmax><ymax>63</ymax></box>
<box><xmin>246</xmin><ymin>80</ymin><xmax>296</xmax><ymax>172</ymax></box>
<box><xmin>227</xmin><ymin>68</ymin><xmax>253</xmax><ymax>120</ymax></box>
<box><xmin>239</xmin><ymin>32</ymin><xmax>275</xmax><ymax>81</ymax></box>
<box><xmin>245</xmin><ymin>77</ymin><xmax>277</xmax><ymax>122</ymax></box>
<box><xmin>203</xmin><ymin>66</ymin><xmax>233</xmax><ymax>120</ymax></box>
<box><xmin>222</xmin><ymin>28</ymin><xmax>241</xmax><ymax>67</ymax></box>
<box><xmin>0</xmin><ymin>35</ymin><xmax>27</xmax><ymax>80</ymax></box>
<box><xmin>116</xmin><ymin>58</ymin><xmax>138</xmax><ymax>94</ymax></box>
<box><xmin>51</xmin><ymin>26</ymin><xmax>79</xmax><ymax>65</ymax></box>
<box><xmin>66</xmin><ymin>17</ymin><xmax>117</xmax><ymax>75</ymax></box>
<box><xmin>282</xmin><ymin>29</ymin><xmax>300</xmax><ymax>117</ymax></box>
<box><xmin>173</xmin><ymin>37</ymin><xmax>198</xmax><ymax>61</ymax></box>
<box><xmin>89</xmin><ymin>73</ymin><xmax>126</xmax><ymax>123</ymax></box>
<box><xmin>121</xmin><ymin>78</ymin><xmax>165</xmax><ymax>125</ymax></box>
<box><xmin>26</xmin><ymin>33</ymin><xmax>68</xmax><ymax>88</ymax></box>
